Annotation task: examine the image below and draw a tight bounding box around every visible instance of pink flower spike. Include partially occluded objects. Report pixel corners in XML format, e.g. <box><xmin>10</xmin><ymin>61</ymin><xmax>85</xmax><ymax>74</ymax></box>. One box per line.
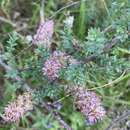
<box><xmin>67</xmin><ymin>86</ymin><xmax>106</xmax><ymax>125</ymax></box>
<box><xmin>2</xmin><ymin>92</ymin><xmax>33</xmax><ymax>123</ymax></box>
<box><xmin>42</xmin><ymin>51</ymin><xmax>79</xmax><ymax>80</ymax></box>
<box><xmin>32</xmin><ymin>20</ymin><xmax>54</xmax><ymax>47</ymax></box>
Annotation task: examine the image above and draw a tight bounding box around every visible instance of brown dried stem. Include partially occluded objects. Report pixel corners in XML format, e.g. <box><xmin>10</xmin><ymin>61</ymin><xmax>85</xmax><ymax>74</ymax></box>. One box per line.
<box><xmin>42</xmin><ymin>102</ymin><xmax>73</xmax><ymax>130</ymax></box>
<box><xmin>83</xmin><ymin>37</ymin><xmax>121</xmax><ymax>63</ymax></box>
<box><xmin>106</xmin><ymin>110</ymin><xmax>130</xmax><ymax>130</ymax></box>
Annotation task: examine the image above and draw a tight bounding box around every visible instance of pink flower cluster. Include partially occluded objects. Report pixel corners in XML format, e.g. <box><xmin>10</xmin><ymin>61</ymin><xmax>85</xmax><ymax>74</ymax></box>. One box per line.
<box><xmin>2</xmin><ymin>92</ymin><xmax>33</xmax><ymax>123</ymax></box>
<box><xmin>43</xmin><ymin>51</ymin><xmax>79</xmax><ymax>80</ymax></box>
<box><xmin>68</xmin><ymin>86</ymin><xmax>106</xmax><ymax>124</ymax></box>
<box><xmin>32</xmin><ymin>20</ymin><xmax>54</xmax><ymax>47</ymax></box>
<box><xmin>43</xmin><ymin>53</ymin><xmax>62</xmax><ymax>80</ymax></box>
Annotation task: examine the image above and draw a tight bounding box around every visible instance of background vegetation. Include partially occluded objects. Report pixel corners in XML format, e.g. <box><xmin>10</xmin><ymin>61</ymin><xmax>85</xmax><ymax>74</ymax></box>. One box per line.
<box><xmin>0</xmin><ymin>0</ymin><xmax>130</xmax><ymax>130</ymax></box>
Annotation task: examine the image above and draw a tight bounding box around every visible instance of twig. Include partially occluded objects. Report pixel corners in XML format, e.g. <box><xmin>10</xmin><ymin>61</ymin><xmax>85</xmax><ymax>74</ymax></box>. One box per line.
<box><xmin>49</xmin><ymin>1</ymin><xmax>81</xmax><ymax>19</ymax></box>
<box><xmin>87</xmin><ymin>70</ymin><xmax>128</xmax><ymax>91</ymax></box>
<box><xmin>101</xmin><ymin>0</ymin><xmax>111</xmax><ymax>18</ymax></box>
<box><xmin>54</xmin><ymin>113</ymin><xmax>72</xmax><ymax>130</ymax></box>
<box><xmin>106</xmin><ymin>110</ymin><xmax>130</xmax><ymax>130</ymax></box>
<box><xmin>16</xmin><ymin>127</ymin><xmax>39</xmax><ymax>130</ymax></box>
<box><xmin>0</xmin><ymin>16</ymin><xmax>16</xmax><ymax>27</ymax></box>
<box><xmin>40</xmin><ymin>0</ymin><xmax>45</xmax><ymax>22</ymax></box>
<box><xmin>0</xmin><ymin>55</ymin><xmax>31</xmax><ymax>91</ymax></box>
<box><xmin>103</xmin><ymin>25</ymin><xmax>113</xmax><ymax>33</ymax></box>
<box><xmin>42</xmin><ymin>102</ymin><xmax>73</xmax><ymax>130</ymax></box>
<box><xmin>103</xmin><ymin>37</ymin><xmax>121</xmax><ymax>52</ymax></box>
<box><xmin>72</xmin><ymin>36</ymin><xmax>120</xmax><ymax>63</ymax></box>
<box><xmin>15</xmin><ymin>44</ymin><xmax>33</xmax><ymax>58</ymax></box>
<box><xmin>83</xmin><ymin>37</ymin><xmax>121</xmax><ymax>63</ymax></box>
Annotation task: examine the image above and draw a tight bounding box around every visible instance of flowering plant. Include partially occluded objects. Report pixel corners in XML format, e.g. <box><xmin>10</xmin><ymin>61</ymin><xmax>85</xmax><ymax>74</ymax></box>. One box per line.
<box><xmin>0</xmin><ymin>0</ymin><xmax>130</xmax><ymax>130</ymax></box>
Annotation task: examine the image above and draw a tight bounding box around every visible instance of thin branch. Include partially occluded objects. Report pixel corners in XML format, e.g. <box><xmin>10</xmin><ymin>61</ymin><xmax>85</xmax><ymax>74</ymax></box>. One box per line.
<box><xmin>40</xmin><ymin>0</ymin><xmax>45</xmax><ymax>22</ymax></box>
<box><xmin>42</xmin><ymin>102</ymin><xmax>73</xmax><ymax>130</ymax></box>
<box><xmin>0</xmin><ymin>55</ymin><xmax>31</xmax><ymax>91</ymax></box>
<box><xmin>49</xmin><ymin>1</ymin><xmax>81</xmax><ymax>19</ymax></box>
<box><xmin>15</xmin><ymin>44</ymin><xmax>33</xmax><ymax>58</ymax></box>
<box><xmin>16</xmin><ymin>127</ymin><xmax>39</xmax><ymax>130</ymax></box>
<box><xmin>87</xmin><ymin>69</ymin><xmax>128</xmax><ymax>91</ymax></box>
<box><xmin>103</xmin><ymin>25</ymin><xmax>113</xmax><ymax>33</ymax></box>
<box><xmin>101</xmin><ymin>0</ymin><xmax>111</xmax><ymax>18</ymax></box>
<box><xmin>83</xmin><ymin>37</ymin><xmax>121</xmax><ymax>63</ymax></box>
<box><xmin>106</xmin><ymin>110</ymin><xmax>130</xmax><ymax>130</ymax></box>
<box><xmin>103</xmin><ymin>37</ymin><xmax>121</xmax><ymax>52</ymax></box>
<box><xmin>0</xmin><ymin>16</ymin><xmax>16</xmax><ymax>27</ymax></box>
